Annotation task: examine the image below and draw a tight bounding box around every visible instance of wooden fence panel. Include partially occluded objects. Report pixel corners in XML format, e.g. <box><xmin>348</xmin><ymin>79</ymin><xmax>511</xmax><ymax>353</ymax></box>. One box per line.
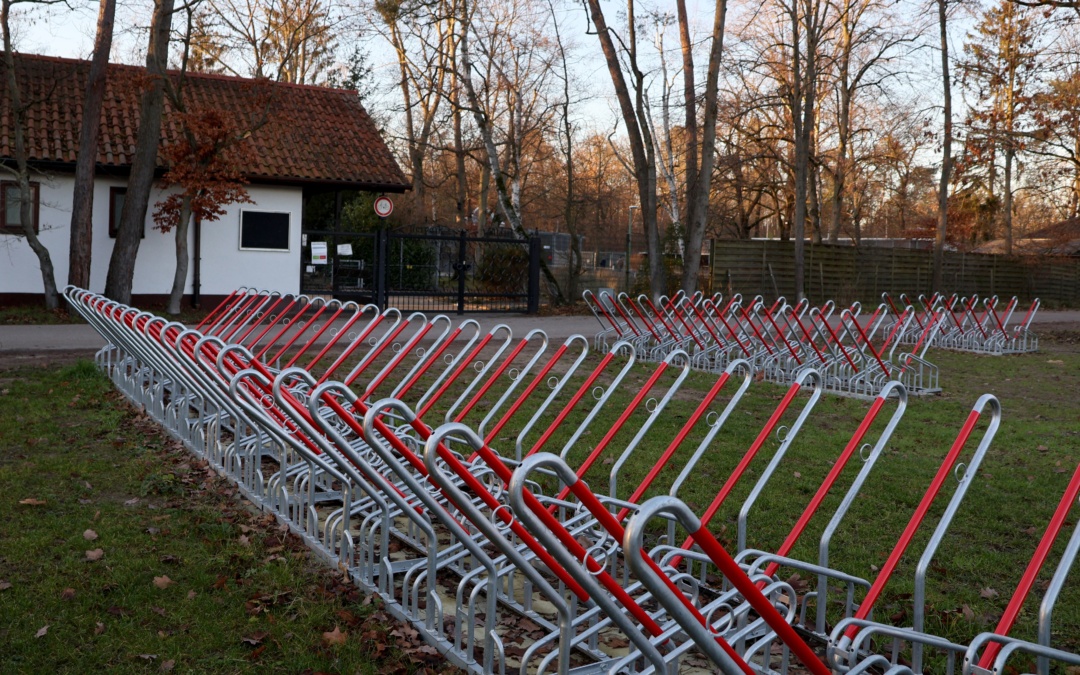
<box><xmin>711</xmin><ymin>240</ymin><xmax>1080</xmax><ymax>307</ymax></box>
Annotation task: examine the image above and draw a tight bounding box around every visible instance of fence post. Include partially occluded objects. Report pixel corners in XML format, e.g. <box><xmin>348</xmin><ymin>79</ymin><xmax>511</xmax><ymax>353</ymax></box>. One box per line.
<box><xmin>375</xmin><ymin>225</ymin><xmax>388</xmax><ymax>310</ymax></box>
<box><xmin>456</xmin><ymin>229</ymin><xmax>467</xmax><ymax>315</ymax></box>
<box><xmin>528</xmin><ymin>235</ymin><xmax>541</xmax><ymax>314</ymax></box>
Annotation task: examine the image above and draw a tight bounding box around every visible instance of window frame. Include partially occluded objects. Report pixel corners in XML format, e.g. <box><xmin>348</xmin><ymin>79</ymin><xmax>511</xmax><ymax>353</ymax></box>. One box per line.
<box><xmin>0</xmin><ymin>181</ymin><xmax>40</xmax><ymax>236</ymax></box>
<box><xmin>107</xmin><ymin>186</ymin><xmax>144</xmax><ymax>239</ymax></box>
<box><xmin>238</xmin><ymin>209</ymin><xmax>292</xmax><ymax>252</ymax></box>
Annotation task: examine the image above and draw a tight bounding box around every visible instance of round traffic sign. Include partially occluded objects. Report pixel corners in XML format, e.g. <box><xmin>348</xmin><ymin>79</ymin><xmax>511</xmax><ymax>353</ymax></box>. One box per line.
<box><xmin>374</xmin><ymin>196</ymin><xmax>394</xmax><ymax>218</ymax></box>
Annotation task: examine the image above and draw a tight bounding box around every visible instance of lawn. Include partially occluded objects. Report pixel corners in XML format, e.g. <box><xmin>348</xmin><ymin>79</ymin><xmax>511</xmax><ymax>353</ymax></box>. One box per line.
<box><xmin>0</xmin><ymin>361</ymin><xmax>455</xmax><ymax>674</ymax></box>
<box><xmin>1</xmin><ymin>329</ymin><xmax>1079</xmax><ymax>673</ymax></box>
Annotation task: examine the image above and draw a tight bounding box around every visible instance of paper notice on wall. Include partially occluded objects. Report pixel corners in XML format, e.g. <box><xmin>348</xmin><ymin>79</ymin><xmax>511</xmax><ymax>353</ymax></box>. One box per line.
<box><xmin>337</xmin><ymin>243</ymin><xmax>353</xmax><ymax>256</ymax></box>
<box><xmin>311</xmin><ymin>241</ymin><xmax>328</xmax><ymax>265</ymax></box>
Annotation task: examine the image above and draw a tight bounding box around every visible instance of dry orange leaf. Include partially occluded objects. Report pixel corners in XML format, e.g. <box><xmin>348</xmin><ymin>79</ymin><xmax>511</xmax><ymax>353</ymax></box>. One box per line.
<box><xmin>83</xmin><ymin>529</ymin><xmax>98</xmax><ymax>541</ymax></box>
<box><xmin>322</xmin><ymin>625</ymin><xmax>347</xmax><ymax>646</ymax></box>
<box><xmin>19</xmin><ymin>498</ymin><xmax>46</xmax><ymax>506</ymax></box>
<box><xmin>153</xmin><ymin>575</ymin><xmax>175</xmax><ymax>590</ymax></box>
<box><xmin>35</xmin><ymin>625</ymin><xmax>48</xmax><ymax>638</ymax></box>
<box><xmin>61</xmin><ymin>588</ymin><xmax>76</xmax><ymax>600</ymax></box>
<box><xmin>86</xmin><ymin>549</ymin><xmax>104</xmax><ymax>561</ymax></box>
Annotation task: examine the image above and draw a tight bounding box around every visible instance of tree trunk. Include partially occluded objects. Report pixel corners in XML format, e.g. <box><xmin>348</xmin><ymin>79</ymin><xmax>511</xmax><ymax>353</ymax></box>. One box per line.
<box><xmin>478</xmin><ymin>162</ymin><xmax>489</xmax><ymax>236</ymax></box>
<box><xmin>104</xmin><ymin>0</ymin><xmax>175</xmax><ymax>303</ymax></box>
<box><xmin>68</xmin><ymin>0</ymin><xmax>115</xmax><ymax>289</ymax></box>
<box><xmin>678</xmin><ymin>0</ymin><xmax>727</xmax><ymax>295</ymax></box>
<box><xmin>1</xmin><ymin>0</ymin><xmax>59</xmax><ymax>308</ymax></box>
<box><xmin>932</xmin><ymin>0</ymin><xmax>951</xmax><ymax>292</ymax></box>
<box><xmin>828</xmin><ymin>85</ymin><xmax>851</xmax><ymax>244</ymax></box>
<box><xmin>1003</xmin><ymin>146</ymin><xmax>1013</xmax><ymax>255</ymax></box>
<box><xmin>167</xmin><ymin>195</ymin><xmax>192</xmax><ymax>315</ymax></box>
<box><xmin>455</xmin><ymin>0</ymin><xmax>564</xmax><ymax>302</ymax></box>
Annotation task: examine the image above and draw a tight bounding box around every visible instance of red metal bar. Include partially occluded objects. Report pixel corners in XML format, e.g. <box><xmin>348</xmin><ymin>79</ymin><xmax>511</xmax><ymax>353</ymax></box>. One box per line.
<box><xmin>672</xmin><ymin>381</ymin><xmax>805</xmax><ymax>566</ymax></box>
<box><xmin>843</xmin><ymin>408</ymin><xmax>983</xmax><ymax>638</ymax></box>
<box><xmin>762</xmin><ymin>396</ymin><xmax>887</xmax><ymax>579</ymax></box>
<box><xmin>616</xmin><ymin>371</ymin><xmax>732</xmax><ymax>522</ymax></box>
<box><xmin>550</xmin><ymin>362</ymin><xmax>672</xmax><ymax>504</ymax></box>
<box><xmin>978</xmin><ymin>462</ymin><xmax>1080</xmax><ymax>667</ymax></box>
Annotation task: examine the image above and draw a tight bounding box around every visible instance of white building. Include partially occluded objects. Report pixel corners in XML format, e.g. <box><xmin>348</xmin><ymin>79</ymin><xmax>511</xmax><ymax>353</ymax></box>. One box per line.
<box><xmin>1</xmin><ymin>53</ymin><xmax>409</xmax><ymax>307</ymax></box>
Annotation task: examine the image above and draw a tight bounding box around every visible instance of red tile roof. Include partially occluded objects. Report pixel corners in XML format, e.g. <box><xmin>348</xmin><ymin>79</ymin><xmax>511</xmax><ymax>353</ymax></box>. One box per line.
<box><xmin>2</xmin><ymin>52</ymin><xmax>410</xmax><ymax>191</ymax></box>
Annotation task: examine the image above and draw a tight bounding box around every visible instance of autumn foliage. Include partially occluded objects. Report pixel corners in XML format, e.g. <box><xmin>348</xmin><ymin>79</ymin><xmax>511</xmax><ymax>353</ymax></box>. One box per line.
<box><xmin>153</xmin><ymin>107</ymin><xmax>254</xmax><ymax>232</ymax></box>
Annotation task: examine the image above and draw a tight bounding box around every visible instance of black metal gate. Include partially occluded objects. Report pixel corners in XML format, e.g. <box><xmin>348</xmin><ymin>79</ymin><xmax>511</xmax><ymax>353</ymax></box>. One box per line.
<box><xmin>299</xmin><ymin>228</ymin><xmax>540</xmax><ymax>314</ymax></box>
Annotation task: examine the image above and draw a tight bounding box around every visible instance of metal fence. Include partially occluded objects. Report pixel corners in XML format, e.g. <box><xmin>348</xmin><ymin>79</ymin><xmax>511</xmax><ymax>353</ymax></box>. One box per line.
<box><xmin>300</xmin><ymin>228</ymin><xmax>541</xmax><ymax>313</ymax></box>
<box><xmin>712</xmin><ymin>239</ymin><xmax>1080</xmax><ymax>307</ymax></box>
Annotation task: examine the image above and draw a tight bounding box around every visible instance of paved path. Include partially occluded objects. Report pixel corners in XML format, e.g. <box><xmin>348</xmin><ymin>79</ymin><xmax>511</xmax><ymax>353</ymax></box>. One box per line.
<box><xmin>1</xmin><ymin>310</ymin><xmax>1077</xmax><ymax>352</ymax></box>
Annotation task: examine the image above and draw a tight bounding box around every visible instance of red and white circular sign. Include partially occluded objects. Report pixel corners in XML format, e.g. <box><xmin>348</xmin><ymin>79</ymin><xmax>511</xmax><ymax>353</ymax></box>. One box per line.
<box><xmin>373</xmin><ymin>196</ymin><xmax>394</xmax><ymax>218</ymax></box>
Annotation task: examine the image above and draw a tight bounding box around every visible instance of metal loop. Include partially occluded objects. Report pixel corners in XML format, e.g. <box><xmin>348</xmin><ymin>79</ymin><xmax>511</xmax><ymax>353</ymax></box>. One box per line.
<box><xmin>645</xmin><ymin>398</ymin><xmax>658</xmax><ymax>413</ymax></box>
<box><xmin>776</xmin><ymin>424</ymin><xmax>790</xmax><ymax>443</ymax></box>
<box><xmin>416</xmin><ymin>347</ymin><xmax>426</xmax><ymax>358</ymax></box>
<box><xmin>256</xmin><ymin>312</ymin><xmax>264</xmax><ymax>319</ymax></box>
<box><xmin>490</xmin><ymin>503</ymin><xmax>513</xmax><ymax>528</ymax></box>
<box><xmin>392</xmin><ymin>342</ymin><xmax>402</xmax><ymax>353</ymax></box>
<box><xmin>954</xmin><ymin>462</ymin><xmax>967</xmax><ymax>483</ymax></box>
<box><xmin>312</xmin><ymin>323</ymin><xmax>321</xmax><ymax>332</ymax></box>
<box><xmin>347</xmin><ymin>331</ymin><xmax>357</xmax><ymax>341</ymax></box>
<box><xmin>705</xmin><ymin>411</ymin><xmax>720</xmax><ymax>428</ymax></box>
<box><xmin>444</xmin><ymin>353</ymin><xmax>455</xmax><ymax>364</ymax></box>
<box><xmin>705</xmin><ymin>603</ymin><xmax>734</xmax><ymax>635</ymax></box>
<box><xmin>329</xmin><ymin>327</ymin><xmax>340</xmax><ymax>337</ymax></box>
<box><xmin>592</xmin><ymin>386</ymin><xmax>604</xmax><ymax>401</ymax></box>
<box><xmin>859</xmin><ymin>443</ymin><xmax>873</xmax><ymax>462</ymax></box>
<box><xmin>260</xmin><ymin>394</ymin><xmax>275</xmax><ymax>410</ymax></box>
<box><xmin>282</xmin><ymin>318</ymin><xmax>291</xmax><ymax>326</ymax></box>
<box><xmin>474</xmin><ymin>360</ymin><xmax>485</xmax><ymax>373</ymax></box>
<box><xmin>507</xmin><ymin>368</ymin><xmax>519</xmax><ymax>381</ymax></box>
<box><xmin>583</xmin><ymin>543</ymin><xmax>609</xmax><ymax>576</ymax></box>
<box><xmin>547</xmin><ymin>376</ymin><xmax>559</xmax><ymax>390</ymax></box>
<box><xmin>368</xmin><ymin>337</ymin><xmax>378</xmax><ymax>347</ymax></box>
<box><xmin>268</xmin><ymin>314</ymin><xmax>277</xmax><ymax>323</ymax></box>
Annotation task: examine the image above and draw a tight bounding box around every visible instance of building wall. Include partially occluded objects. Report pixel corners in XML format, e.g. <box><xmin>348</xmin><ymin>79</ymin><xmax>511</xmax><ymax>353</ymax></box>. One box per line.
<box><xmin>0</xmin><ymin>174</ymin><xmax>302</xmax><ymax>298</ymax></box>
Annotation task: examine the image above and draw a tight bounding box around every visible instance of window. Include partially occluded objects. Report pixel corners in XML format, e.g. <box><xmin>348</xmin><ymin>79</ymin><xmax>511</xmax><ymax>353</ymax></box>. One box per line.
<box><xmin>107</xmin><ymin>187</ymin><xmax>144</xmax><ymax>238</ymax></box>
<box><xmin>239</xmin><ymin>210</ymin><xmax>291</xmax><ymax>251</ymax></box>
<box><xmin>1</xmin><ymin>181</ymin><xmax>40</xmax><ymax>235</ymax></box>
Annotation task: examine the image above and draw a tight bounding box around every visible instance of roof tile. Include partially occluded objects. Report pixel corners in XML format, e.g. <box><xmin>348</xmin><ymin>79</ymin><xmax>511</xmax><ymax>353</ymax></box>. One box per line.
<box><xmin>2</xmin><ymin>52</ymin><xmax>409</xmax><ymax>190</ymax></box>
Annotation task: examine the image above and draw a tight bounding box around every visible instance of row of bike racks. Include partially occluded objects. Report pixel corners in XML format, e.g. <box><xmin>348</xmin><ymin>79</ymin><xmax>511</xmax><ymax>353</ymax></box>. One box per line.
<box><xmin>65</xmin><ymin>284</ymin><xmax>1076</xmax><ymax>675</ymax></box>
<box><xmin>882</xmin><ymin>293</ymin><xmax>1040</xmax><ymax>356</ymax></box>
<box><xmin>584</xmin><ymin>290</ymin><xmax>1040</xmax><ymax>399</ymax></box>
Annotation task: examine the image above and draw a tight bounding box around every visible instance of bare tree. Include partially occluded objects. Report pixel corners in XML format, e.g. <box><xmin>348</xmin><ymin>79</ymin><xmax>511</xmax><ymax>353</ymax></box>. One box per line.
<box><xmin>1</xmin><ymin>0</ymin><xmax>67</xmax><ymax>309</ymax></box>
<box><xmin>104</xmin><ymin>0</ymin><xmax>175</xmax><ymax>303</ymax></box>
<box><xmin>932</xmin><ymin>0</ymin><xmax>952</xmax><ymax>290</ymax></box>
<box><xmin>674</xmin><ymin>0</ymin><xmax>728</xmax><ymax>295</ymax></box>
<box><xmin>202</xmin><ymin>0</ymin><xmax>342</xmax><ymax>83</ymax></box>
<box><xmin>583</xmin><ymin>0</ymin><xmax>663</xmax><ymax>300</ymax></box>
<box><xmin>374</xmin><ymin>0</ymin><xmax>450</xmax><ymax>222</ymax></box>
<box><xmin>67</xmin><ymin>0</ymin><xmax>114</xmax><ymax>290</ymax></box>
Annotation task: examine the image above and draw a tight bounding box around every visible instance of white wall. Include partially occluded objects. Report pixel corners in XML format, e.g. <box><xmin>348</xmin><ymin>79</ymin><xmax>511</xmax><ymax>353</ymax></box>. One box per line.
<box><xmin>0</xmin><ymin>175</ymin><xmax>302</xmax><ymax>297</ymax></box>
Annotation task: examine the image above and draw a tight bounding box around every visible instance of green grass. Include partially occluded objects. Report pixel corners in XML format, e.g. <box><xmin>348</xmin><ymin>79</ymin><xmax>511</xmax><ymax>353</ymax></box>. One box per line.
<box><xmin>0</xmin><ymin>361</ymin><xmax>452</xmax><ymax>674</ymax></box>
<box><xmin>0</xmin><ymin>303</ymin><xmax>213</xmax><ymax>325</ymax></box>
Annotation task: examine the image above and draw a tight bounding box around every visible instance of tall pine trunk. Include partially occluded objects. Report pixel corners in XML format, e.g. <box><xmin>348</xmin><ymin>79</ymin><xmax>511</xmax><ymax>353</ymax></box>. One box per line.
<box><xmin>68</xmin><ymin>0</ymin><xmax>115</xmax><ymax>289</ymax></box>
<box><xmin>104</xmin><ymin>0</ymin><xmax>174</xmax><ymax>303</ymax></box>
